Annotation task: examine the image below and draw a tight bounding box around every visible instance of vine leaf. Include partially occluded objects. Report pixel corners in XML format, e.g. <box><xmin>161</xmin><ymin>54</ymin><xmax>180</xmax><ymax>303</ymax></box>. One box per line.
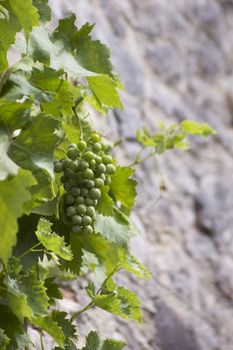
<box><xmin>94</xmin><ymin>213</ymin><xmax>131</xmax><ymax>248</ymax></box>
<box><xmin>119</xmin><ymin>253</ymin><xmax>151</xmax><ymax>280</ymax></box>
<box><xmin>0</xmin><ymin>100</ymin><xmax>31</xmax><ymax>132</ymax></box>
<box><xmin>0</xmin><ymin>169</ymin><xmax>36</xmax><ymax>264</ymax></box>
<box><xmin>32</xmin><ymin>0</ymin><xmax>51</xmax><ymax>23</ymax></box>
<box><xmin>9</xmin><ymin>114</ymin><xmax>59</xmax><ymax>178</ymax></box>
<box><xmin>36</xmin><ymin>218</ymin><xmax>73</xmax><ymax>261</ymax></box>
<box><xmin>0</xmin><ymin>129</ymin><xmax>18</xmax><ymax>181</ymax></box>
<box><xmin>87</xmin><ymin>75</ymin><xmax>123</xmax><ymax>109</ymax></box>
<box><xmin>180</xmin><ymin>120</ymin><xmax>217</xmax><ymax>136</ymax></box>
<box><xmin>96</xmin><ymin>186</ymin><xmax>114</xmax><ymax>216</ymax></box>
<box><xmin>9</xmin><ymin>0</ymin><xmax>39</xmax><ymax>40</ymax></box>
<box><xmin>0</xmin><ymin>329</ymin><xmax>10</xmax><ymax>350</ymax></box>
<box><xmin>4</xmin><ymin>268</ymin><xmax>49</xmax><ymax>322</ymax></box>
<box><xmin>80</xmin><ymin>331</ymin><xmax>126</xmax><ymax>350</ymax></box>
<box><xmin>93</xmin><ymin>286</ymin><xmax>142</xmax><ymax>322</ymax></box>
<box><xmin>110</xmin><ymin>166</ymin><xmax>137</xmax><ymax>209</ymax></box>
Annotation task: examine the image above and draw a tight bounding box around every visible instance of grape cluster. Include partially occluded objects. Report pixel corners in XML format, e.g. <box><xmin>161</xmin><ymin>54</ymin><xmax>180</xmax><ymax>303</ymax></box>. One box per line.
<box><xmin>54</xmin><ymin>133</ymin><xmax>116</xmax><ymax>234</ymax></box>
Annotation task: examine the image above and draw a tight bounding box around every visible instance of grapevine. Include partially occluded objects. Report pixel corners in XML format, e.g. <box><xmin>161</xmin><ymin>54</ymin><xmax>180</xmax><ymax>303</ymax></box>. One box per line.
<box><xmin>0</xmin><ymin>1</ymin><xmax>216</xmax><ymax>350</ymax></box>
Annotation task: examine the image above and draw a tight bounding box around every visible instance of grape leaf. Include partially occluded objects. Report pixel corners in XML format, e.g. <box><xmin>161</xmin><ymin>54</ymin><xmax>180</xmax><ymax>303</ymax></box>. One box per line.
<box><xmin>32</xmin><ymin>0</ymin><xmax>51</xmax><ymax>23</ymax></box>
<box><xmin>44</xmin><ymin>278</ymin><xmax>63</xmax><ymax>305</ymax></box>
<box><xmin>32</xmin><ymin>313</ymin><xmax>65</xmax><ymax>347</ymax></box>
<box><xmin>0</xmin><ymin>129</ymin><xmax>18</xmax><ymax>181</ymax></box>
<box><xmin>96</xmin><ymin>186</ymin><xmax>114</xmax><ymax>216</ymax></box>
<box><xmin>0</xmin><ymin>169</ymin><xmax>36</xmax><ymax>264</ymax></box>
<box><xmin>9</xmin><ymin>114</ymin><xmax>59</xmax><ymax>178</ymax></box>
<box><xmin>0</xmin><ymin>329</ymin><xmax>10</xmax><ymax>350</ymax></box>
<box><xmin>9</xmin><ymin>0</ymin><xmax>39</xmax><ymax>40</ymax></box>
<box><xmin>5</xmin><ymin>268</ymin><xmax>49</xmax><ymax>321</ymax></box>
<box><xmin>80</xmin><ymin>332</ymin><xmax>126</xmax><ymax>350</ymax></box>
<box><xmin>36</xmin><ymin>218</ymin><xmax>73</xmax><ymax>261</ymax></box>
<box><xmin>93</xmin><ymin>286</ymin><xmax>142</xmax><ymax>322</ymax></box>
<box><xmin>181</xmin><ymin>120</ymin><xmax>217</xmax><ymax>136</ymax></box>
<box><xmin>87</xmin><ymin>75</ymin><xmax>123</xmax><ymax>109</ymax></box>
<box><xmin>119</xmin><ymin>253</ymin><xmax>151</xmax><ymax>279</ymax></box>
<box><xmin>94</xmin><ymin>213</ymin><xmax>131</xmax><ymax>248</ymax></box>
<box><xmin>110</xmin><ymin>166</ymin><xmax>137</xmax><ymax>208</ymax></box>
<box><xmin>0</xmin><ymin>100</ymin><xmax>31</xmax><ymax>132</ymax></box>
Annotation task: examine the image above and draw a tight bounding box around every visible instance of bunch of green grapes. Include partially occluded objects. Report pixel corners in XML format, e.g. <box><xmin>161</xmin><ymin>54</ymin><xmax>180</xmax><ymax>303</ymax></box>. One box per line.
<box><xmin>54</xmin><ymin>133</ymin><xmax>116</xmax><ymax>234</ymax></box>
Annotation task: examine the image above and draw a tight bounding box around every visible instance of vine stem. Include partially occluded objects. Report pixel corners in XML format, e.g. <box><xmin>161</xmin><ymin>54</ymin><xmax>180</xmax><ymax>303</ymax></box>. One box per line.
<box><xmin>129</xmin><ymin>148</ymin><xmax>158</xmax><ymax>167</ymax></box>
<box><xmin>72</xmin><ymin>97</ymin><xmax>84</xmax><ymax>139</ymax></box>
<box><xmin>40</xmin><ymin>330</ymin><xmax>45</xmax><ymax>350</ymax></box>
<box><xmin>19</xmin><ymin>242</ymin><xmax>42</xmax><ymax>259</ymax></box>
<box><xmin>71</xmin><ymin>266</ymin><xmax>120</xmax><ymax>322</ymax></box>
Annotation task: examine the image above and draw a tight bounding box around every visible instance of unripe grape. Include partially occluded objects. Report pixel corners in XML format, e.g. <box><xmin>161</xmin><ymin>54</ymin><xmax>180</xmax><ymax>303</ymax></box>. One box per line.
<box><xmin>65</xmin><ymin>194</ymin><xmax>75</xmax><ymax>205</ymax></box>
<box><xmin>95</xmin><ymin>178</ymin><xmax>104</xmax><ymax>188</ymax></box>
<box><xmin>85</xmin><ymin>198</ymin><xmax>95</xmax><ymax>206</ymax></box>
<box><xmin>67</xmin><ymin>160</ymin><xmax>78</xmax><ymax>171</ymax></box>
<box><xmin>72</xmin><ymin>225</ymin><xmax>81</xmax><ymax>233</ymax></box>
<box><xmin>72</xmin><ymin>215</ymin><xmax>82</xmax><ymax>225</ymax></box>
<box><xmin>84</xmin><ymin>225</ymin><xmax>93</xmax><ymax>234</ymax></box>
<box><xmin>65</xmin><ymin>169</ymin><xmax>76</xmax><ymax>180</ymax></box>
<box><xmin>89</xmin><ymin>159</ymin><xmax>96</xmax><ymax>168</ymax></box>
<box><xmin>97</xmin><ymin>163</ymin><xmax>106</xmax><ymax>174</ymax></box>
<box><xmin>78</xmin><ymin>160</ymin><xmax>89</xmax><ymax>171</ymax></box>
<box><xmin>99</xmin><ymin>173</ymin><xmax>106</xmax><ymax>181</ymax></box>
<box><xmin>91</xmin><ymin>133</ymin><xmax>101</xmax><ymax>143</ymax></box>
<box><xmin>105</xmin><ymin>175</ymin><xmax>111</xmax><ymax>185</ymax></box>
<box><xmin>60</xmin><ymin>175</ymin><xmax>68</xmax><ymax>184</ymax></box>
<box><xmin>76</xmin><ymin>204</ymin><xmax>86</xmax><ymax>215</ymax></box>
<box><xmin>84</xmin><ymin>151</ymin><xmax>94</xmax><ymax>161</ymax></box>
<box><xmin>64</xmin><ymin>182</ymin><xmax>72</xmax><ymax>192</ymax></box>
<box><xmin>62</xmin><ymin>158</ymin><xmax>71</xmax><ymax>169</ymax></box>
<box><xmin>68</xmin><ymin>143</ymin><xmax>76</xmax><ymax>149</ymax></box>
<box><xmin>67</xmin><ymin>147</ymin><xmax>79</xmax><ymax>160</ymax></box>
<box><xmin>93</xmin><ymin>142</ymin><xmax>102</xmax><ymax>153</ymax></box>
<box><xmin>71</xmin><ymin>187</ymin><xmax>81</xmax><ymax>196</ymax></box>
<box><xmin>83</xmin><ymin>169</ymin><xmax>94</xmax><ymax>179</ymax></box>
<box><xmin>81</xmin><ymin>188</ymin><xmax>88</xmax><ymax>197</ymax></box>
<box><xmin>89</xmin><ymin>188</ymin><xmax>101</xmax><ymax>200</ymax></box>
<box><xmin>82</xmin><ymin>215</ymin><xmax>92</xmax><ymax>226</ymax></box>
<box><xmin>95</xmin><ymin>155</ymin><xmax>102</xmax><ymax>164</ymax></box>
<box><xmin>54</xmin><ymin>161</ymin><xmax>63</xmax><ymax>173</ymax></box>
<box><xmin>102</xmin><ymin>155</ymin><xmax>113</xmax><ymax>165</ymax></box>
<box><xmin>106</xmin><ymin>164</ymin><xmax>116</xmax><ymax>175</ymax></box>
<box><xmin>66</xmin><ymin>206</ymin><xmax>76</xmax><ymax>217</ymax></box>
<box><xmin>77</xmin><ymin>140</ymin><xmax>87</xmax><ymax>151</ymax></box>
<box><xmin>86</xmin><ymin>206</ymin><xmax>95</xmax><ymax>217</ymax></box>
<box><xmin>86</xmin><ymin>180</ymin><xmax>95</xmax><ymax>189</ymax></box>
<box><xmin>76</xmin><ymin>196</ymin><xmax>85</xmax><ymax>205</ymax></box>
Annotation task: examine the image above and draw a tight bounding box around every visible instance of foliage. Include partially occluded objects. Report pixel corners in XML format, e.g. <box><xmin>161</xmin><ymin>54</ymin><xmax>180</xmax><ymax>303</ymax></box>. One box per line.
<box><xmin>0</xmin><ymin>1</ymin><xmax>216</xmax><ymax>349</ymax></box>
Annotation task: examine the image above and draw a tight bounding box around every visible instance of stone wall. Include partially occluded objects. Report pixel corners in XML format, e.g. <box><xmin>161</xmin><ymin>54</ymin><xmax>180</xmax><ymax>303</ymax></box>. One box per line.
<box><xmin>46</xmin><ymin>1</ymin><xmax>233</xmax><ymax>349</ymax></box>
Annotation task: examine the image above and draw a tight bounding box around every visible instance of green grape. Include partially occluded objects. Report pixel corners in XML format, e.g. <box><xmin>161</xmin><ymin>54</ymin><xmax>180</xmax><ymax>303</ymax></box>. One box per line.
<box><xmin>85</xmin><ymin>198</ymin><xmax>95</xmax><ymax>206</ymax></box>
<box><xmin>106</xmin><ymin>164</ymin><xmax>116</xmax><ymax>175</ymax></box>
<box><xmin>77</xmin><ymin>140</ymin><xmax>87</xmax><ymax>151</ymax></box>
<box><xmin>67</xmin><ymin>160</ymin><xmax>79</xmax><ymax>171</ymax></box>
<box><xmin>60</xmin><ymin>175</ymin><xmax>68</xmax><ymax>184</ymax></box>
<box><xmin>65</xmin><ymin>169</ymin><xmax>76</xmax><ymax>180</ymax></box>
<box><xmin>85</xmin><ymin>180</ymin><xmax>95</xmax><ymax>189</ymax></box>
<box><xmin>62</xmin><ymin>158</ymin><xmax>71</xmax><ymax>169</ymax></box>
<box><xmin>78</xmin><ymin>160</ymin><xmax>89</xmax><ymax>171</ymax></box>
<box><xmin>91</xmin><ymin>133</ymin><xmax>101</xmax><ymax>143</ymax></box>
<box><xmin>95</xmin><ymin>178</ymin><xmax>104</xmax><ymax>188</ymax></box>
<box><xmin>89</xmin><ymin>188</ymin><xmax>101</xmax><ymax>200</ymax></box>
<box><xmin>72</xmin><ymin>225</ymin><xmax>81</xmax><ymax>233</ymax></box>
<box><xmin>84</xmin><ymin>151</ymin><xmax>95</xmax><ymax>161</ymax></box>
<box><xmin>64</xmin><ymin>182</ymin><xmax>72</xmax><ymax>192</ymax></box>
<box><xmin>76</xmin><ymin>196</ymin><xmax>85</xmax><ymax>205</ymax></box>
<box><xmin>66</xmin><ymin>206</ymin><xmax>76</xmax><ymax>217</ymax></box>
<box><xmin>83</xmin><ymin>169</ymin><xmax>94</xmax><ymax>179</ymax></box>
<box><xmin>65</xmin><ymin>194</ymin><xmax>75</xmax><ymax>205</ymax></box>
<box><xmin>54</xmin><ymin>161</ymin><xmax>63</xmax><ymax>173</ymax></box>
<box><xmin>93</xmin><ymin>142</ymin><xmax>102</xmax><ymax>153</ymax></box>
<box><xmin>81</xmin><ymin>188</ymin><xmax>89</xmax><ymax>197</ymax></box>
<box><xmin>84</xmin><ymin>225</ymin><xmax>93</xmax><ymax>234</ymax></box>
<box><xmin>82</xmin><ymin>215</ymin><xmax>92</xmax><ymax>226</ymax></box>
<box><xmin>95</xmin><ymin>155</ymin><xmax>102</xmax><ymax>164</ymax></box>
<box><xmin>102</xmin><ymin>155</ymin><xmax>113</xmax><ymax>164</ymax></box>
<box><xmin>76</xmin><ymin>172</ymin><xmax>83</xmax><ymax>182</ymax></box>
<box><xmin>67</xmin><ymin>147</ymin><xmax>79</xmax><ymax>160</ymax></box>
<box><xmin>68</xmin><ymin>144</ymin><xmax>76</xmax><ymax>149</ymax></box>
<box><xmin>72</xmin><ymin>215</ymin><xmax>82</xmax><ymax>225</ymax></box>
<box><xmin>97</xmin><ymin>163</ymin><xmax>106</xmax><ymax>173</ymax></box>
<box><xmin>86</xmin><ymin>206</ymin><xmax>95</xmax><ymax>217</ymax></box>
<box><xmin>70</xmin><ymin>187</ymin><xmax>81</xmax><ymax>196</ymax></box>
<box><xmin>76</xmin><ymin>204</ymin><xmax>86</xmax><ymax>215</ymax></box>
<box><xmin>105</xmin><ymin>175</ymin><xmax>111</xmax><ymax>185</ymax></box>
<box><xmin>89</xmin><ymin>159</ymin><xmax>96</xmax><ymax>168</ymax></box>
<box><xmin>99</xmin><ymin>173</ymin><xmax>106</xmax><ymax>181</ymax></box>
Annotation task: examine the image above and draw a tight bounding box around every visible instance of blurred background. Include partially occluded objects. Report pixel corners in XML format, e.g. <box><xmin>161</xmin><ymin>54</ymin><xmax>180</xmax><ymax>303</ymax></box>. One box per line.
<box><xmin>47</xmin><ymin>1</ymin><xmax>233</xmax><ymax>349</ymax></box>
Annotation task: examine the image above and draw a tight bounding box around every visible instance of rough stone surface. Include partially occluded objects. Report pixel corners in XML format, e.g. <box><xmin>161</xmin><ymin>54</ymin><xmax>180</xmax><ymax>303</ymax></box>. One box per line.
<box><xmin>44</xmin><ymin>1</ymin><xmax>233</xmax><ymax>349</ymax></box>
